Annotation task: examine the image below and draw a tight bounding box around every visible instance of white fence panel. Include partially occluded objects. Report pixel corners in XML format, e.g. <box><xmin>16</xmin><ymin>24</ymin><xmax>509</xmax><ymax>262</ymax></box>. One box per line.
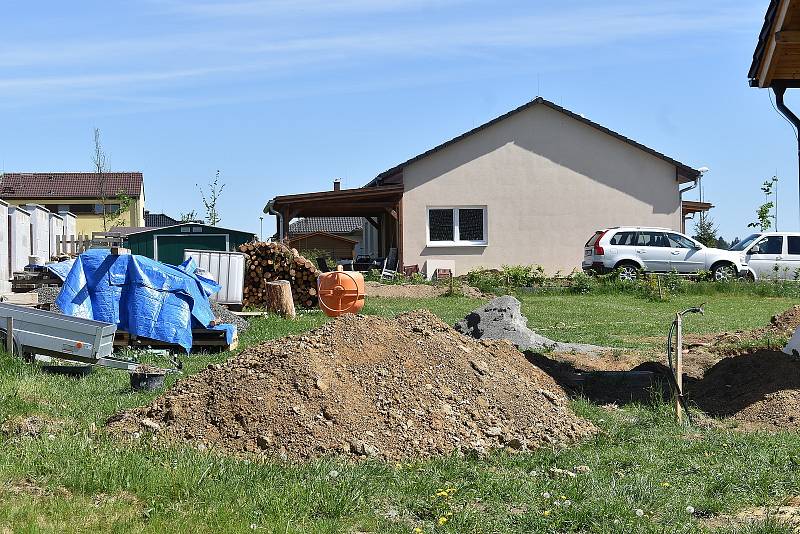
<box><xmin>183</xmin><ymin>249</ymin><xmax>245</xmax><ymax>305</ymax></box>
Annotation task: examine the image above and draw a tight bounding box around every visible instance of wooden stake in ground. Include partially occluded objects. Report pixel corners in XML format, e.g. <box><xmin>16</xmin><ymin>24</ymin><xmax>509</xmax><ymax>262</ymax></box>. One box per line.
<box><xmin>265</xmin><ymin>280</ymin><xmax>296</xmax><ymax>319</ymax></box>
<box><xmin>5</xmin><ymin>317</ymin><xmax>13</xmax><ymax>357</ymax></box>
<box><xmin>675</xmin><ymin>312</ymin><xmax>683</xmax><ymax>424</ymax></box>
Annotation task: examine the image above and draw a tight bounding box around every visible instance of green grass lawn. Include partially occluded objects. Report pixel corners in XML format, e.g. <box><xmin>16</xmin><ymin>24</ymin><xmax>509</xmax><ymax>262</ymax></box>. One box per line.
<box><xmin>518</xmin><ymin>293</ymin><xmax>797</xmax><ymax>350</ymax></box>
<box><xmin>0</xmin><ymin>292</ymin><xmax>799</xmax><ymax>533</ymax></box>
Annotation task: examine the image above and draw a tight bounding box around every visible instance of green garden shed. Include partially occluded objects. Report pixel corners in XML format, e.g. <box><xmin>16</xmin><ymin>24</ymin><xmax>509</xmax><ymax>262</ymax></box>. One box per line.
<box><xmin>123</xmin><ymin>223</ymin><xmax>255</xmax><ymax>265</ymax></box>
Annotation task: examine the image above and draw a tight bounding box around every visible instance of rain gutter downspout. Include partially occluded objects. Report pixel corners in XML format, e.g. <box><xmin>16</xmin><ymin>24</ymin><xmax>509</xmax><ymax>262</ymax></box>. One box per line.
<box><xmin>773</xmin><ymin>84</ymin><xmax>800</xmax><ymax>227</ymax></box>
<box><xmin>263</xmin><ymin>198</ymin><xmax>283</xmax><ymax>242</ymax></box>
<box><xmin>678</xmin><ymin>176</ymin><xmax>700</xmax><ymax>233</ymax></box>
<box><xmin>679</xmin><ymin>178</ymin><xmax>699</xmax><ymax>196</ymax></box>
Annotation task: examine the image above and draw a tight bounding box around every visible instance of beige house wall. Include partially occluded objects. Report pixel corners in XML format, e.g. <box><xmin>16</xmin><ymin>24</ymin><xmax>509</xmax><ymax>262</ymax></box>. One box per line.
<box><xmin>401</xmin><ymin>105</ymin><xmax>683</xmax><ymax>275</ymax></box>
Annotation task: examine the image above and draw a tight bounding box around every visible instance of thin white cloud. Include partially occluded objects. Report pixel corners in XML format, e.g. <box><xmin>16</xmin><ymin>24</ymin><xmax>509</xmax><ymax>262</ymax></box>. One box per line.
<box><xmin>155</xmin><ymin>0</ymin><xmax>467</xmax><ymax>17</ymax></box>
<box><xmin>0</xmin><ymin>2</ymin><xmax>758</xmax><ymax>104</ymax></box>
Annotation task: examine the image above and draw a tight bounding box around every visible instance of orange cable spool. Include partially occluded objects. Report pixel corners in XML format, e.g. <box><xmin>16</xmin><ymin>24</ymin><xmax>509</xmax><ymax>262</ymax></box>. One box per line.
<box><xmin>317</xmin><ymin>266</ymin><xmax>365</xmax><ymax>317</ymax></box>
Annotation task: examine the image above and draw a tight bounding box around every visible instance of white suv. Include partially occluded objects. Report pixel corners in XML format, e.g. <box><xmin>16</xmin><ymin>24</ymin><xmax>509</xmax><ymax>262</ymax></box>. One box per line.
<box><xmin>582</xmin><ymin>227</ymin><xmax>749</xmax><ymax>281</ymax></box>
<box><xmin>730</xmin><ymin>232</ymin><xmax>800</xmax><ymax>280</ymax></box>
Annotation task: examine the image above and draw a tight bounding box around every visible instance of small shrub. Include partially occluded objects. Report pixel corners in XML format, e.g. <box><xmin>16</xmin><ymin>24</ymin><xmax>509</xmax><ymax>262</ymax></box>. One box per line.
<box><xmin>569</xmin><ymin>271</ymin><xmax>596</xmax><ymax>294</ymax></box>
<box><xmin>299</xmin><ymin>248</ymin><xmax>335</xmax><ymax>269</ymax></box>
<box><xmin>466</xmin><ymin>264</ymin><xmax>547</xmax><ymax>290</ymax></box>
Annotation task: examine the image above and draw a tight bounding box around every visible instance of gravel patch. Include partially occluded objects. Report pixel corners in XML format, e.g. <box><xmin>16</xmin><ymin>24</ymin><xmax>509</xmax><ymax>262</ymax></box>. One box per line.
<box><xmin>211</xmin><ymin>302</ymin><xmax>249</xmax><ymax>334</ymax></box>
<box><xmin>34</xmin><ymin>286</ymin><xmax>63</xmax><ymax>314</ymax></box>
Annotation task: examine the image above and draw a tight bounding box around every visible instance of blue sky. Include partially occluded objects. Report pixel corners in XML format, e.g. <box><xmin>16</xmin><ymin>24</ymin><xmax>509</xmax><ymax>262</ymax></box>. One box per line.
<box><xmin>0</xmin><ymin>0</ymin><xmax>792</xmax><ymax>241</ymax></box>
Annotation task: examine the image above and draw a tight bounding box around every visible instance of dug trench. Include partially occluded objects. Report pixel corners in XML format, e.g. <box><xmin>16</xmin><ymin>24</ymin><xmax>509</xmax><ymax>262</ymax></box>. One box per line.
<box><xmin>107</xmin><ymin>301</ymin><xmax>800</xmax><ymax>461</ymax></box>
<box><xmin>524</xmin><ymin>305</ymin><xmax>800</xmax><ymax>430</ymax></box>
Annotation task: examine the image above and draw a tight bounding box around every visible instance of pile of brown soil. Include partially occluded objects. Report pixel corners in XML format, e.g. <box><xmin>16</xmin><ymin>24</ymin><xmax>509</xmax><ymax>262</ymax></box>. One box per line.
<box><xmin>767</xmin><ymin>305</ymin><xmax>800</xmax><ymax>334</ymax></box>
<box><xmin>691</xmin><ymin>305</ymin><xmax>800</xmax><ymax>351</ymax></box>
<box><xmin>364</xmin><ymin>281</ymin><xmax>487</xmax><ymax>299</ymax></box>
<box><xmin>688</xmin><ymin>349</ymin><xmax>800</xmax><ymax>429</ymax></box>
<box><xmin>108</xmin><ymin>310</ymin><xmax>596</xmax><ymax>460</ymax></box>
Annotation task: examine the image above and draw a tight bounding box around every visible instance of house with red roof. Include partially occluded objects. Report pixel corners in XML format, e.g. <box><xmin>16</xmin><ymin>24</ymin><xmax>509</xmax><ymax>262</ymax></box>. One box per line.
<box><xmin>0</xmin><ymin>172</ymin><xmax>145</xmax><ymax>235</ymax></box>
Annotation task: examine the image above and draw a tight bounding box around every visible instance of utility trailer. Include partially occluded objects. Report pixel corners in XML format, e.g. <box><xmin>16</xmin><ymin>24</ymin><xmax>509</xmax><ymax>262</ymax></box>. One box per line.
<box><xmin>0</xmin><ymin>302</ymin><xmax>143</xmax><ymax>371</ymax></box>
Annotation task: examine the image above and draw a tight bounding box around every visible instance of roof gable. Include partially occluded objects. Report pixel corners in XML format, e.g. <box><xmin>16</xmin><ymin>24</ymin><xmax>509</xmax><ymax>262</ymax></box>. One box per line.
<box><xmin>367</xmin><ymin>97</ymin><xmax>700</xmax><ymax>186</ymax></box>
<box><xmin>0</xmin><ymin>172</ymin><xmax>143</xmax><ymax>199</ymax></box>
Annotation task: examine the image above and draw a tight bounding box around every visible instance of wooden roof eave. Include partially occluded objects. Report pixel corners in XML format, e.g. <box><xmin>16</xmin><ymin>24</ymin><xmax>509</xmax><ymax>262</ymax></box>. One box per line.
<box><xmin>682</xmin><ymin>200</ymin><xmax>713</xmax><ymax>216</ymax></box>
<box><xmin>269</xmin><ymin>185</ymin><xmax>403</xmax><ymax>218</ymax></box>
<box><xmin>750</xmin><ymin>0</ymin><xmax>800</xmax><ymax>88</ymax></box>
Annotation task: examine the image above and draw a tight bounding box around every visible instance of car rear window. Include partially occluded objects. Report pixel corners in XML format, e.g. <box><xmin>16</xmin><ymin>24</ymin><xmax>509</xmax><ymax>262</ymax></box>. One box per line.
<box><xmin>789</xmin><ymin>236</ymin><xmax>800</xmax><ymax>255</ymax></box>
<box><xmin>585</xmin><ymin>232</ymin><xmax>602</xmax><ymax>247</ymax></box>
<box><xmin>609</xmin><ymin>231</ymin><xmax>636</xmax><ymax>246</ymax></box>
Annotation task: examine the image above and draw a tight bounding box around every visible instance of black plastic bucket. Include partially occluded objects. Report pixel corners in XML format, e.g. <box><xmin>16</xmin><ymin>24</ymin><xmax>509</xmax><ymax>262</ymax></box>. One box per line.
<box><xmin>130</xmin><ymin>371</ymin><xmax>166</xmax><ymax>391</ymax></box>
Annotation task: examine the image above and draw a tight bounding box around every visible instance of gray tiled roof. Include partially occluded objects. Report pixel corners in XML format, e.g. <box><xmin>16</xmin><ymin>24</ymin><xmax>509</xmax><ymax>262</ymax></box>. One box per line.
<box><xmin>145</xmin><ymin>212</ymin><xmax>179</xmax><ymax>227</ymax></box>
<box><xmin>287</xmin><ymin>217</ymin><xmax>363</xmax><ymax>235</ymax></box>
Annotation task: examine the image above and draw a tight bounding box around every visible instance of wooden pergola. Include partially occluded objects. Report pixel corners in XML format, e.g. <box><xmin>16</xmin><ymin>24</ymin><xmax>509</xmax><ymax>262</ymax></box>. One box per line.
<box><xmin>681</xmin><ymin>200</ymin><xmax>714</xmax><ymax>233</ymax></box>
<box><xmin>266</xmin><ymin>184</ymin><xmax>404</xmax><ymax>264</ymax></box>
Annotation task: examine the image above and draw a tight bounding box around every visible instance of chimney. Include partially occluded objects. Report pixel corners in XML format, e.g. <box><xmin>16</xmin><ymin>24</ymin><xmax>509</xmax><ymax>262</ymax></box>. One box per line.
<box><xmin>333</xmin><ymin>179</ymin><xmax>341</xmax><ymax>191</ymax></box>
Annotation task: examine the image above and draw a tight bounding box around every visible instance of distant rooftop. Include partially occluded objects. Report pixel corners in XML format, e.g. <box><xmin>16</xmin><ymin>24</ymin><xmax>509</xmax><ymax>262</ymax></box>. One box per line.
<box><xmin>287</xmin><ymin>217</ymin><xmax>364</xmax><ymax>235</ymax></box>
<box><xmin>145</xmin><ymin>211</ymin><xmax>178</xmax><ymax>227</ymax></box>
<box><xmin>0</xmin><ymin>172</ymin><xmax>143</xmax><ymax>199</ymax></box>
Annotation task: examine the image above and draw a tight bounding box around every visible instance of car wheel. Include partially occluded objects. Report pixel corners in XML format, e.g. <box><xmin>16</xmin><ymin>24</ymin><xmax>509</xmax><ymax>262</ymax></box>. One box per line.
<box><xmin>712</xmin><ymin>263</ymin><xmax>736</xmax><ymax>282</ymax></box>
<box><xmin>617</xmin><ymin>263</ymin><xmax>639</xmax><ymax>282</ymax></box>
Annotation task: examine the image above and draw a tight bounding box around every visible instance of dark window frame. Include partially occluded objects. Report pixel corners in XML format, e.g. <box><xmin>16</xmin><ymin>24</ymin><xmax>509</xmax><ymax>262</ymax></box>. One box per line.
<box><xmin>426</xmin><ymin>206</ymin><xmax>487</xmax><ymax>246</ymax></box>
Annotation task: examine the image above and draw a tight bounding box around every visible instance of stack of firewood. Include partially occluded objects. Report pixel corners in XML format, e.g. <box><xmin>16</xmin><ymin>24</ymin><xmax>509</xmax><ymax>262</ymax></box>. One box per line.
<box><xmin>238</xmin><ymin>241</ymin><xmax>320</xmax><ymax>308</ymax></box>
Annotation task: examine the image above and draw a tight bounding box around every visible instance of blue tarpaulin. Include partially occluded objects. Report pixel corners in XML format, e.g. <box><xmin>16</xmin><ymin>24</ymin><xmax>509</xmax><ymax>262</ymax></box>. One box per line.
<box><xmin>55</xmin><ymin>249</ymin><xmax>235</xmax><ymax>352</ymax></box>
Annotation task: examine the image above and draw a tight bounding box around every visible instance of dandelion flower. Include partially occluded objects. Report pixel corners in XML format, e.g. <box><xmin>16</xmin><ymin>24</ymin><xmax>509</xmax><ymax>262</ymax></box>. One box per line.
<box><xmin>438</xmin><ymin>517</ymin><xmax>448</xmax><ymax>526</ymax></box>
<box><xmin>660</xmin><ymin>482</ymin><xmax>670</xmax><ymax>487</ymax></box>
<box><xmin>635</xmin><ymin>509</ymin><xmax>644</xmax><ymax>517</ymax></box>
<box><xmin>413</xmin><ymin>528</ymin><xmax>422</xmax><ymax>533</ymax></box>
<box><xmin>686</xmin><ymin>506</ymin><xmax>695</xmax><ymax>514</ymax></box>
<box><xmin>543</xmin><ymin>510</ymin><xmax>551</xmax><ymax>517</ymax></box>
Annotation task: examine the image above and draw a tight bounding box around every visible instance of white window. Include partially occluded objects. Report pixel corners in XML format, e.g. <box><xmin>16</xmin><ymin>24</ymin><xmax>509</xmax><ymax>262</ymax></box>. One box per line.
<box><xmin>427</xmin><ymin>206</ymin><xmax>487</xmax><ymax>246</ymax></box>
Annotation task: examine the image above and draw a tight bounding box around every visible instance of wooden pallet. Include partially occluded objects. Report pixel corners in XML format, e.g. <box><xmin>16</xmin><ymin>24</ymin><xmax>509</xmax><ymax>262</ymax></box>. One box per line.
<box><xmin>12</xmin><ymin>271</ymin><xmax>63</xmax><ymax>292</ymax></box>
<box><xmin>114</xmin><ymin>328</ymin><xmax>238</xmax><ymax>353</ymax></box>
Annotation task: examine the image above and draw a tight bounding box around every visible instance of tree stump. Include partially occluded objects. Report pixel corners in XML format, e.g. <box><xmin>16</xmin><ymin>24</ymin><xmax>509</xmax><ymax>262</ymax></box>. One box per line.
<box><xmin>265</xmin><ymin>280</ymin><xmax>296</xmax><ymax>319</ymax></box>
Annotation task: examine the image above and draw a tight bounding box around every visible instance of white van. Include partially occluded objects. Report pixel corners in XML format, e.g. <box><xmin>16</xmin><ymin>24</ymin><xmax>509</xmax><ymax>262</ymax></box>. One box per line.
<box><xmin>730</xmin><ymin>232</ymin><xmax>800</xmax><ymax>280</ymax></box>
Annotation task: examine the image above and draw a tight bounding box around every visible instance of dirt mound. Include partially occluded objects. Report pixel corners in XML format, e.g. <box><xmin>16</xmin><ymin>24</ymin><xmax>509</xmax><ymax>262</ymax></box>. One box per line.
<box><xmin>364</xmin><ymin>281</ymin><xmax>488</xmax><ymax>299</ymax></box>
<box><xmin>768</xmin><ymin>305</ymin><xmax>800</xmax><ymax>334</ymax></box>
<box><xmin>692</xmin><ymin>305</ymin><xmax>800</xmax><ymax>351</ymax></box>
<box><xmin>688</xmin><ymin>350</ymin><xmax>800</xmax><ymax>429</ymax></box>
<box><xmin>108</xmin><ymin>310</ymin><xmax>596</xmax><ymax>460</ymax></box>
